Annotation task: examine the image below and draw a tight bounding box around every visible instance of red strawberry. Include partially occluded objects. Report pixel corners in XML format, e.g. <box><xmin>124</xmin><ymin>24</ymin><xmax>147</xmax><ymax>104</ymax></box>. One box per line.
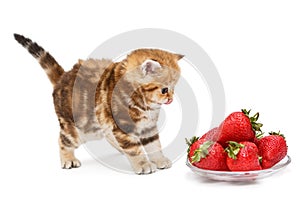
<box><xmin>258</xmin><ymin>131</ymin><xmax>288</xmax><ymax>169</ymax></box>
<box><xmin>186</xmin><ymin>137</ymin><xmax>228</xmax><ymax>171</ymax></box>
<box><xmin>217</xmin><ymin>109</ymin><xmax>263</xmax><ymax>147</ymax></box>
<box><xmin>199</xmin><ymin>127</ymin><xmax>219</xmax><ymax>141</ymax></box>
<box><xmin>226</xmin><ymin>141</ymin><xmax>262</xmax><ymax>171</ymax></box>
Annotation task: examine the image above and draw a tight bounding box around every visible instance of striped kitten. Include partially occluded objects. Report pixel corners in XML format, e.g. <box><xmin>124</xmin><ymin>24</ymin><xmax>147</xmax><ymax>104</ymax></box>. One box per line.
<box><xmin>14</xmin><ymin>34</ymin><xmax>183</xmax><ymax>174</ymax></box>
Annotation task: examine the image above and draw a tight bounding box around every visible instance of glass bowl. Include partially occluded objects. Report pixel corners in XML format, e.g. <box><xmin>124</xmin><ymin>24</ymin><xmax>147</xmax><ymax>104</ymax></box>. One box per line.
<box><xmin>186</xmin><ymin>155</ymin><xmax>291</xmax><ymax>182</ymax></box>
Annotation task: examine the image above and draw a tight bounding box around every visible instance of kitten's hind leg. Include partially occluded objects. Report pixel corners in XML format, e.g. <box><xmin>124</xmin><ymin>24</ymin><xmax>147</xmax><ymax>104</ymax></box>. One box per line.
<box><xmin>59</xmin><ymin>145</ymin><xmax>81</xmax><ymax>169</ymax></box>
<box><xmin>58</xmin><ymin>127</ymin><xmax>81</xmax><ymax>169</ymax></box>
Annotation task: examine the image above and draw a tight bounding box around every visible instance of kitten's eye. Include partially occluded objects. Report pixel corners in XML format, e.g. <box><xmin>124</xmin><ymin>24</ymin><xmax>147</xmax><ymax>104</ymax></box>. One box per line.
<box><xmin>161</xmin><ymin>88</ymin><xmax>168</xmax><ymax>94</ymax></box>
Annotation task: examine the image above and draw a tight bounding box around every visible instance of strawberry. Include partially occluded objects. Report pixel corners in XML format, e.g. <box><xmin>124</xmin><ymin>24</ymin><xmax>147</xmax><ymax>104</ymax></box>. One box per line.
<box><xmin>217</xmin><ymin>109</ymin><xmax>263</xmax><ymax>147</ymax></box>
<box><xmin>258</xmin><ymin>131</ymin><xmax>288</xmax><ymax>169</ymax></box>
<box><xmin>226</xmin><ymin>141</ymin><xmax>262</xmax><ymax>171</ymax></box>
<box><xmin>199</xmin><ymin>127</ymin><xmax>219</xmax><ymax>141</ymax></box>
<box><xmin>186</xmin><ymin>137</ymin><xmax>228</xmax><ymax>171</ymax></box>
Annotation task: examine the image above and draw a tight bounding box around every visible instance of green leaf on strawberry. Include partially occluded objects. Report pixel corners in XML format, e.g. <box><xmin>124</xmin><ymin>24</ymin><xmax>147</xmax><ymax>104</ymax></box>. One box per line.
<box><xmin>241</xmin><ymin>109</ymin><xmax>263</xmax><ymax>132</ymax></box>
<box><xmin>225</xmin><ymin>141</ymin><xmax>245</xmax><ymax>160</ymax></box>
<box><xmin>269</xmin><ymin>131</ymin><xmax>285</xmax><ymax>139</ymax></box>
<box><xmin>185</xmin><ymin>136</ymin><xmax>199</xmax><ymax>153</ymax></box>
<box><xmin>191</xmin><ymin>141</ymin><xmax>214</xmax><ymax>163</ymax></box>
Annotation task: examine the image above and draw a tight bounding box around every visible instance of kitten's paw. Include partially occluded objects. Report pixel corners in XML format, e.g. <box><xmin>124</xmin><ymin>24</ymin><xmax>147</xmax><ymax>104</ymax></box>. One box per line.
<box><xmin>61</xmin><ymin>158</ymin><xmax>81</xmax><ymax>169</ymax></box>
<box><xmin>151</xmin><ymin>157</ymin><xmax>172</xmax><ymax>169</ymax></box>
<box><xmin>133</xmin><ymin>161</ymin><xmax>157</xmax><ymax>175</ymax></box>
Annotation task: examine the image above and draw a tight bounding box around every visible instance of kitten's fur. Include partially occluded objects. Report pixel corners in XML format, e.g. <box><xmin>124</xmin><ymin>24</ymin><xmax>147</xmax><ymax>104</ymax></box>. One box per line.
<box><xmin>14</xmin><ymin>34</ymin><xmax>182</xmax><ymax>174</ymax></box>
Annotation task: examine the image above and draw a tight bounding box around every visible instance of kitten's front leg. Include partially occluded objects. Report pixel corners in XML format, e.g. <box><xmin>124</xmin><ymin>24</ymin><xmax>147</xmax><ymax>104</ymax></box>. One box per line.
<box><xmin>126</xmin><ymin>153</ymin><xmax>157</xmax><ymax>174</ymax></box>
<box><xmin>141</xmin><ymin>132</ymin><xmax>172</xmax><ymax>169</ymax></box>
<box><xmin>113</xmin><ymin>129</ymin><xmax>157</xmax><ymax>174</ymax></box>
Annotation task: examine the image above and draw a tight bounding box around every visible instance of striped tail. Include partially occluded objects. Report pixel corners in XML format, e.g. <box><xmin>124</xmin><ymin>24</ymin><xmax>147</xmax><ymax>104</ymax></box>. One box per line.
<box><xmin>14</xmin><ymin>33</ymin><xmax>65</xmax><ymax>86</ymax></box>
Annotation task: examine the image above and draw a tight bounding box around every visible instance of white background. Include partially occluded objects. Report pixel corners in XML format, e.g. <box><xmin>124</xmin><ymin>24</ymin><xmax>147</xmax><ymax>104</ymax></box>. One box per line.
<box><xmin>1</xmin><ymin>0</ymin><xmax>299</xmax><ymax>199</ymax></box>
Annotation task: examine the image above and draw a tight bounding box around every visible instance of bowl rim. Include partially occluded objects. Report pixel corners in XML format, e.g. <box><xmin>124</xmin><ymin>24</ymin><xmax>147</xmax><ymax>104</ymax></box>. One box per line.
<box><xmin>186</xmin><ymin>155</ymin><xmax>291</xmax><ymax>175</ymax></box>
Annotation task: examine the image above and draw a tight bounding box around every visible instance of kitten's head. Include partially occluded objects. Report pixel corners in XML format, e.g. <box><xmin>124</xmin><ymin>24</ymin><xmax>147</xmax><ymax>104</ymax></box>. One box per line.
<box><xmin>124</xmin><ymin>49</ymin><xmax>183</xmax><ymax>108</ymax></box>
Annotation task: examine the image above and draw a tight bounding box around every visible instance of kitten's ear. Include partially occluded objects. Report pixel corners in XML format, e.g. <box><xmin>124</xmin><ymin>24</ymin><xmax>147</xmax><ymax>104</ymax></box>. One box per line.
<box><xmin>141</xmin><ymin>59</ymin><xmax>162</xmax><ymax>75</ymax></box>
<box><xmin>174</xmin><ymin>53</ymin><xmax>184</xmax><ymax>61</ymax></box>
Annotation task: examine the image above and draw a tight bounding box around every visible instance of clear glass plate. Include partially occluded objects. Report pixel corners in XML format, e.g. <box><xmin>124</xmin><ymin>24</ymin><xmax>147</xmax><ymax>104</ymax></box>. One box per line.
<box><xmin>186</xmin><ymin>155</ymin><xmax>291</xmax><ymax>182</ymax></box>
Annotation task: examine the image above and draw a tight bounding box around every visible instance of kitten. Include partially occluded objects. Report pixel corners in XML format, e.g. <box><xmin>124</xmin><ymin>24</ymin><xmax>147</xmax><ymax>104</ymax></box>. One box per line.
<box><xmin>14</xmin><ymin>34</ymin><xmax>183</xmax><ymax>174</ymax></box>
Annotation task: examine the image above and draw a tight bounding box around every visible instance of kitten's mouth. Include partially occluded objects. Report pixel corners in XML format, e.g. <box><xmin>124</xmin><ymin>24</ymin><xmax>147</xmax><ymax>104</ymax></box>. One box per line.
<box><xmin>164</xmin><ymin>98</ymin><xmax>173</xmax><ymax>105</ymax></box>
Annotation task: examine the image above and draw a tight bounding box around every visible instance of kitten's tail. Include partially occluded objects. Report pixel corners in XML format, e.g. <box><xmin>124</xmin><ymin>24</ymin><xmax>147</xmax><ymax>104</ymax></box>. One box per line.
<box><xmin>14</xmin><ymin>33</ymin><xmax>65</xmax><ymax>86</ymax></box>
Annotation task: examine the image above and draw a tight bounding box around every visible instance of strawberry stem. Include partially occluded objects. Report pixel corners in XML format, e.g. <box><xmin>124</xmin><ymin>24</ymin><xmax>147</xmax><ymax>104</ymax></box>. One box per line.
<box><xmin>225</xmin><ymin>141</ymin><xmax>245</xmax><ymax>160</ymax></box>
<box><xmin>255</xmin><ymin>131</ymin><xmax>264</xmax><ymax>139</ymax></box>
<box><xmin>241</xmin><ymin>109</ymin><xmax>263</xmax><ymax>133</ymax></box>
<box><xmin>258</xmin><ymin>156</ymin><xmax>262</xmax><ymax>164</ymax></box>
<box><xmin>269</xmin><ymin>131</ymin><xmax>285</xmax><ymax>139</ymax></box>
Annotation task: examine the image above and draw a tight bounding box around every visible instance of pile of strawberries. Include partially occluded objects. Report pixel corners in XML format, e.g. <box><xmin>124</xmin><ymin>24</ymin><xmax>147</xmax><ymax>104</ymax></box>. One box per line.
<box><xmin>186</xmin><ymin>109</ymin><xmax>288</xmax><ymax>171</ymax></box>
